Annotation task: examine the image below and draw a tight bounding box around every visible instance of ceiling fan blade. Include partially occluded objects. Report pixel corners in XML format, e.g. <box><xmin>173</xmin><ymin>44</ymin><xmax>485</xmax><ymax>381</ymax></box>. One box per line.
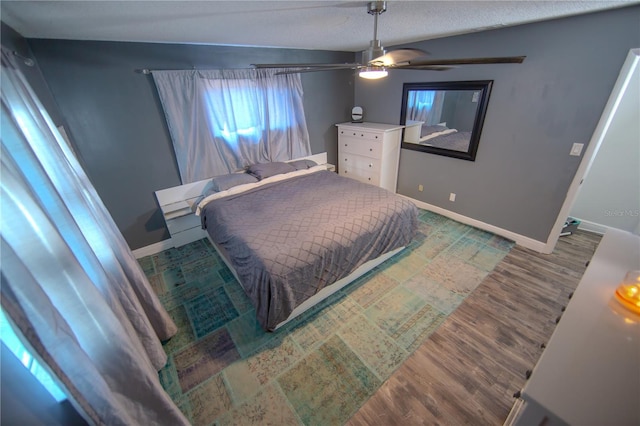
<box><xmin>275</xmin><ymin>65</ymin><xmax>362</xmax><ymax>75</ymax></box>
<box><xmin>253</xmin><ymin>63</ymin><xmax>361</xmax><ymax>69</ymax></box>
<box><xmin>370</xmin><ymin>48</ymin><xmax>429</xmax><ymax>66</ymax></box>
<box><xmin>254</xmin><ymin>0</ymin><xmax>524</xmax><ymax>78</ymax></box>
<box><xmin>406</xmin><ymin>56</ymin><xmax>526</xmax><ymax>66</ymax></box>
<box><xmin>394</xmin><ymin>65</ymin><xmax>454</xmax><ymax>71</ymax></box>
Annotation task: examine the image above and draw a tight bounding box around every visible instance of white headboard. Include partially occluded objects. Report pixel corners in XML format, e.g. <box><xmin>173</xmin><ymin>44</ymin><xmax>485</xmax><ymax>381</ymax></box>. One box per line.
<box><xmin>290</xmin><ymin>152</ymin><xmax>327</xmax><ymax>166</ymax></box>
<box><xmin>155</xmin><ymin>152</ymin><xmax>328</xmax><ymax>207</ymax></box>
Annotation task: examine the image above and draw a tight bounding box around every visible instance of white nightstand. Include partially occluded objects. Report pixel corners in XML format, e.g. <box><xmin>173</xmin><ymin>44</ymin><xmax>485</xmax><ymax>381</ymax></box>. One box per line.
<box><xmin>155</xmin><ymin>184</ymin><xmax>207</xmax><ymax>248</ymax></box>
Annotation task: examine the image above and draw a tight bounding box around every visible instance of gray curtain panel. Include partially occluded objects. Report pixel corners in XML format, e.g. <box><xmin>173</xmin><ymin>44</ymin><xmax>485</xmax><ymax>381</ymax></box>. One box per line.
<box><xmin>0</xmin><ymin>48</ymin><xmax>187</xmax><ymax>426</ymax></box>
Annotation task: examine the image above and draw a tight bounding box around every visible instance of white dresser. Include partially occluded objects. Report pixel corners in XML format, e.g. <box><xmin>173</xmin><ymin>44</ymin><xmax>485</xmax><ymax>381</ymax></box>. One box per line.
<box><xmin>336</xmin><ymin>122</ymin><xmax>404</xmax><ymax>192</ymax></box>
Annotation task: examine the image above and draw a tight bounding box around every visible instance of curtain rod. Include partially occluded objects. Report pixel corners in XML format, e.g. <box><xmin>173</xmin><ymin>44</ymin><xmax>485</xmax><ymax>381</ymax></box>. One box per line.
<box><xmin>12</xmin><ymin>50</ymin><xmax>35</xmax><ymax>67</ymax></box>
<box><xmin>135</xmin><ymin>67</ymin><xmax>258</xmax><ymax>74</ymax></box>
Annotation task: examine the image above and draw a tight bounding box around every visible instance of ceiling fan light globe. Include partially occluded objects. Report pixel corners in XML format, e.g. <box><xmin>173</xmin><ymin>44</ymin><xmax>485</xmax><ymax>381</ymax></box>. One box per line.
<box><xmin>359</xmin><ymin>67</ymin><xmax>388</xmax><ymax>79</ymax></box>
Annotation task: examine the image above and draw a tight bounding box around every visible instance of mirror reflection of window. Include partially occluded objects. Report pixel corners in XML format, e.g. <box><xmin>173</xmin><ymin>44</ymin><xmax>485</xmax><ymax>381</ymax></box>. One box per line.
<box><xmin>406</xmin><ymin>90</ymin><xmax>445</xmax><ymax>125</ymax></box>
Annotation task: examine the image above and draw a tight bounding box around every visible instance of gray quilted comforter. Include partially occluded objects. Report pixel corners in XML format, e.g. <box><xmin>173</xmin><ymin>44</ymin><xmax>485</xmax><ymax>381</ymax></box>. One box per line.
<box><xmin>200</xmin><ymin>170</ymin><xmax>418</xmax><ymax>330</ymax></box>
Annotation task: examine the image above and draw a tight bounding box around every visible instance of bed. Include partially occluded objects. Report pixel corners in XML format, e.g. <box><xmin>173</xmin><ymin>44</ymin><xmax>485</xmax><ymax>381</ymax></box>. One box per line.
<box><xmin>195</xmin><ymin>154</ymin><xmax>418</xmax><ymax>331</ymax></box>
<box><xmin>404</xmin><ymin>120</ymin><xmax>472</xmax><ymax>152</ymax></box>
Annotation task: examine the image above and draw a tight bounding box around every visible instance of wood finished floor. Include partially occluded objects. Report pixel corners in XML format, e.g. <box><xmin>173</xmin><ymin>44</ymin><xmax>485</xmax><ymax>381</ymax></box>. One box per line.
<box><xmin>348</xmin><ymin>230</ymin><xmax>602</xmax><ymax>426</ymax></box>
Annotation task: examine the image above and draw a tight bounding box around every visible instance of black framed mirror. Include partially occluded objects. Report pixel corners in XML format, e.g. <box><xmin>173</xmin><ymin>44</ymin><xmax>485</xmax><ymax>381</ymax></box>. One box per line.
<box><xmin>400</xmin><ymin>80</ymin><xmax>493</xmax><ymax>161</ymax></box>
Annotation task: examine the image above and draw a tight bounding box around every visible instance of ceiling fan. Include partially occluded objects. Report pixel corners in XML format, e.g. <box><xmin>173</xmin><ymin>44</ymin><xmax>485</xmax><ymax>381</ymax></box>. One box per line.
<box><xmin>252</xmin><ymin>1</ymin><xmax>525</xmax><ymax>79</ymax></box>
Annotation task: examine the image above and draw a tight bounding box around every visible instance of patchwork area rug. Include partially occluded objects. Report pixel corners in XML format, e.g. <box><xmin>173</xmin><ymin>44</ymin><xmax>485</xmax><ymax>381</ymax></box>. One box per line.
<box><xmin>138</xmin><ymin>210</ymin><xmax>514</xmax><ymax>425</ymax></box>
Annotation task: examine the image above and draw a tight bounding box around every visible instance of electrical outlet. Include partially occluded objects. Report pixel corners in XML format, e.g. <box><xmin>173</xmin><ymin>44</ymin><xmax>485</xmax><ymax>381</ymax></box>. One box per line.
<box><xmin>449</xmin><ymin>193</ymin><xmax>456</xmax><ymax>202</ymax></box>
<box><xmin>570</xmin><ymin>143</ymin><xmax>584</xmax><ymax>156</ymax></box>
<box><xmin>418</xmin><ymin>184</ymin><xmax>424</xmax><ymax>192</ymax></box>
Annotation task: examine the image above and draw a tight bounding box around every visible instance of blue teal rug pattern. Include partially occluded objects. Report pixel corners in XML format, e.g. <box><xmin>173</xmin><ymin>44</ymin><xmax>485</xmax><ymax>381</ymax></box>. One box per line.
<box><xmin>139</xmin><ymin>210</ymin><xmax>514</xmax><ymax>425</ymax></box>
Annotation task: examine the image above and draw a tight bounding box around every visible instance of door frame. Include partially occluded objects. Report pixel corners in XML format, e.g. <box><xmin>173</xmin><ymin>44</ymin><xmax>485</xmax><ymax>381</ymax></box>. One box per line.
<box><xmin>542</xmin><ymin>48</ymin><xmax>640</xmax><ymax>254</ymax></box>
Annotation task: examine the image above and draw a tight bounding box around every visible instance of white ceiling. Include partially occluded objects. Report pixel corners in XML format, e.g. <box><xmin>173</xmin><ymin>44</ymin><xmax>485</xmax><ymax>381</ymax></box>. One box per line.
<box><xmin>1</xmin><ymin>1</ymin><xmax>635</xmax><ymax>52</ymax></box>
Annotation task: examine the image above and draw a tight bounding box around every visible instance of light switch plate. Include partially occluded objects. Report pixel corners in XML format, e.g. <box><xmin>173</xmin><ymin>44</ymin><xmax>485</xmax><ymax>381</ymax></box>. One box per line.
<box><xmin>570</xmin><ymin>143</ymin><xmax>584</xmax><ymax>156</ymax></box>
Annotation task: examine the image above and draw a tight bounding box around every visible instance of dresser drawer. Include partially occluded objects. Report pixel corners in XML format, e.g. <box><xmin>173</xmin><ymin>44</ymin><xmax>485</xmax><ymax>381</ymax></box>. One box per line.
<box><xmin>340</xmin><ymin>153</ymin><xmax>381</xmax><ymax>173</ymax></box>
<box><xmin>338</xmin><ymin>128</ymin><xmax>382</xmax><ymax>141</ymax></box>
<box><xmin>166</xmin><ymin>213</ymin><xmax>201</xmax><ymax>234</ymax></box>
<box><xmin>339</xmin><ymin>167</ymin><xmax>380</xmax><ymax>186</ymax></box>
<box><xmin>339</xmin><ymin>137</ymin><xmax>382</xmax><ymax>158</ymax></box>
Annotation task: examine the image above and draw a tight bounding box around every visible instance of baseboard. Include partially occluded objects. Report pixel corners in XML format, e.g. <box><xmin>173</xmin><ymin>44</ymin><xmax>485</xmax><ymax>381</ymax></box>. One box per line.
<box><xmin>400</xmin><ymin>196</ymin><xmax>548</xmax><ymax>253</ymax></box>
<box><xmin>132</xmin><ymin>239</ymin><xmax>173</xmax><ymax>259</ymax></box>
<box><xmin>503</xmin><ymin>398</ymin><xmax>525</xmax><ymax>426</ymax></box>
<box><xmin>575</xmin><ymin>219</ymin><xmax>609</xmax><ymax>235</ymax></box>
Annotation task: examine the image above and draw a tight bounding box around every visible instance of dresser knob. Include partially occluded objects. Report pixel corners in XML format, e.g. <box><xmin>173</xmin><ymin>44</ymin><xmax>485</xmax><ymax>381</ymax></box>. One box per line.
<box><xmin>360</xmin><ymin>134</ymin><xmax>364</xmax><ymax>137</ymax></box>
<box><xmin>368</xmin><ymin>177</ymin><xmax>371</xmax><ymax>181</ymax></box>
<box><xmin>344</xmin><ymin>143</ymin><xmax>348</xmax><ymax>146</ymax></box>
<box><xmin>352</xmin><ymin>132</ymin><xmax>356</xmax><ymax>136</ymax></box>
<box><xmin>369</xmin><ymin>148</ymin><xmax>373</xmax><ymax>152</ymax></box>
<box><xmin>344</xmin><ymin>158</ymin><xmax>347</xmax><ymax>161</ymax></box>
<box><xmin>369</xmin><ymin>164</ymin><xmax>372</xmax><ymax>167</ymax></box>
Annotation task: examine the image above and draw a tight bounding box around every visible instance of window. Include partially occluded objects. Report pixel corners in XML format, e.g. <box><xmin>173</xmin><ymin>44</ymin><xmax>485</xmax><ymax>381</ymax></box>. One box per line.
<box><xmin>153</xmin><ymin>69</ymin><xmax>311</xmax><ymax>182</ymax></box>
<box><xmin>0</xmin><ymin>309</ymin><xmax>67</xmax><ymax>402</ymax></box>
<box><xmin>204</xmin><ymin>83</ymin><xmax>300</xmax><ymax>148</ymax></box>
<box><xmin>205</xmin><ymin>83</ymin><xmax>263</xmax><ymax>147</ymax></box>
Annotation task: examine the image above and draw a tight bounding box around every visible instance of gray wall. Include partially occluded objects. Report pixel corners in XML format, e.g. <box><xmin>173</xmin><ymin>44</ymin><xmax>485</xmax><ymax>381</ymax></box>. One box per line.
<box><xmin>26</xmin><ymin>39</ymin><xmax>355</xmax><ymax>249</ymax></box>
<box><xmin>355</xmin><ymin>5</ymin><xmax>640</xmax><ymax>243</ymax></box>
<box><xmin>8</xmin><ymin>5</ymin><xmax>640</xmax><ymax>248</ymax></box>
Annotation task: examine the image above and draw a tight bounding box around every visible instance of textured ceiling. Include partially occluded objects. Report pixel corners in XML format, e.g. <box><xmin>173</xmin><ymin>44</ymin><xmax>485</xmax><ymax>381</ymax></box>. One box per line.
<box><xmin>1</xmin><ymin>1</ymin><xmax>635</xmax><ymax>52</ymax></box>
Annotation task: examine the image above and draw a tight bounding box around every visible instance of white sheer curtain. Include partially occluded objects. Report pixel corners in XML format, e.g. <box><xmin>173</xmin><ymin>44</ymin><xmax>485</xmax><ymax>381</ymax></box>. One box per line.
<box><xmin>0</xmin><ymin>49</ymin><xmax>189</xmax><ymax>425</ymax></box>
<box><xmin>407</xmin><ymin>90</ymin><xmax>445</xmax><ymax>125</ymax></box>
<box><xmin>153</xmin><ymin>68</ymin><xmax>311</xmax><ymax>183</ymax></box>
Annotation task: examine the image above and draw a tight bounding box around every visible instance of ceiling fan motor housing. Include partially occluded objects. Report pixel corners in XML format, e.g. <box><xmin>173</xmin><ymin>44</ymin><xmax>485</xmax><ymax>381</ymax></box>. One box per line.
<box><xmin>367</xmin><ymin>1</ymin><xmax>387</xmax><ymax>15</ymax></box>
<box><xmin>362</xmin><ymin>41</ymin><xmax>386</xmax><ymax>65</ymax></box>
<box><xmin>363</xmin><ymin>1</ymin><xmax>387</xmax><ymax>65</ymax></box>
